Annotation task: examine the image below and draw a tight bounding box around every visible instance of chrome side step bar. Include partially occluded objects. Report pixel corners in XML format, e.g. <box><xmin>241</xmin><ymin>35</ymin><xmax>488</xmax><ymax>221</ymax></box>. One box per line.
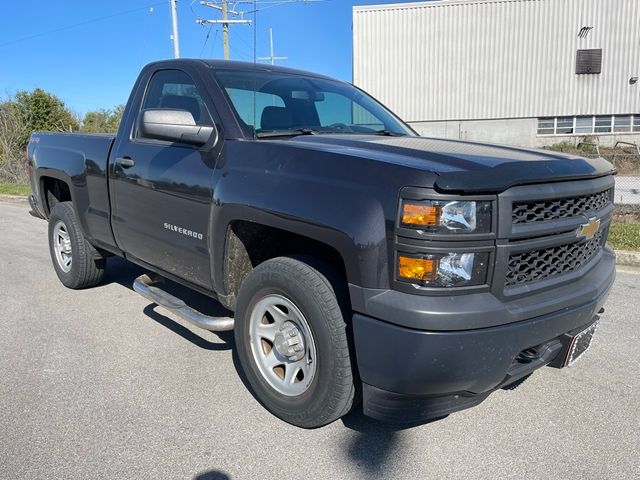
<box><xmin>133</xmin><ymin>273</ymin><xmax>234</xmax><ymax>332</ymax></box>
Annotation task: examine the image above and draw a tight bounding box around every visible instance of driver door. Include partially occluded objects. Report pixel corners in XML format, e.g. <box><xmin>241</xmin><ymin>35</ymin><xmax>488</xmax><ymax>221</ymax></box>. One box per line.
<box><xmin>110</xmin><ymin>68</ymin><xmax>219</xmax><ymax>289</ymax></box>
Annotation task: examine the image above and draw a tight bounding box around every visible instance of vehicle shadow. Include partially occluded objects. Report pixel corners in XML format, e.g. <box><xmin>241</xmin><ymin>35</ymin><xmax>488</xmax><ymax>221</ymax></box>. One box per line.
<box><xmin>232</xmin><ymin>341</ymin><xmax>432</xmax><ymax>477</ymax></box>
<box><xmin>102</xmin><ymin>256</ymin><xmax>234</xmax><ymax>351</ymax></box>
<box><xmin>193</xmin><ymin>470</ymin><xmax>232</xmax><ymax>480</ymax></box>
<box><xmin>142</xmin><ymin>304</ymin><xmax>234</xmax><ymax>351</ymax></box>
<box><xmin>100</xmin><ymin>255</ymin><xmax>147</xmax><ymax>288</ymax></box>
<box><xmin>341</xmin><ymin>409</ymin><xmax>403</xmax><ymax>476</ymax></box>
<box><xmin>339</xmin><ymin>409</ymin><xmax>436</xmax><ymax>478</ymax></box>
<box><xmin>230</xmin><ymin>343</ymin><xmax>412</xmax><ymax>476</ymax></box>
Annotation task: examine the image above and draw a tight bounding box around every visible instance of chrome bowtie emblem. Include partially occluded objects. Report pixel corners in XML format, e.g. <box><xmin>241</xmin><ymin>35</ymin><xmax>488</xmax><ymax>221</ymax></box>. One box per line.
<box><xmin>579</xmin><ymin>217</ymin><xmax>600</xmax><ymax>240</ymax></box>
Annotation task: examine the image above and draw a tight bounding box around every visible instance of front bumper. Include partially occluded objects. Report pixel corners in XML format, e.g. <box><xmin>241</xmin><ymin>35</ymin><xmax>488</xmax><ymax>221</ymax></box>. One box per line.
<box><xmin>351</xmin><ymin>248</ymin><xmax>615</xmax><ymax>424</ymax></box>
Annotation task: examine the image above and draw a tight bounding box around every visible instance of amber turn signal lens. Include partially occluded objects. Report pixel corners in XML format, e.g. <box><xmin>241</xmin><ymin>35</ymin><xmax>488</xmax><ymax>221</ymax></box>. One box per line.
<box><xmin>402</xmin><ymin>204</ymin><xmax>441</xmax><ymax>226</ymax></box>
<box><xmin>398</xmin><ymin>256</ymin><xmax>437</xmax><ymax>282</ymax></box>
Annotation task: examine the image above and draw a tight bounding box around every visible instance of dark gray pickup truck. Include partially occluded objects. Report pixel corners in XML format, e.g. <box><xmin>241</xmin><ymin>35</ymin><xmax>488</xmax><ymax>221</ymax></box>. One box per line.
<box><xmin>27</xmin><ymin>59</ymin><xmax>616</xmax><ymax>428</ymax></box>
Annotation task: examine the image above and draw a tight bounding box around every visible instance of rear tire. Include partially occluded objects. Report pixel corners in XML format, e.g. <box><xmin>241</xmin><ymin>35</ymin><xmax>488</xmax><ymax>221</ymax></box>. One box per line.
<box><xmin>235</xmin><ymin>257</ymin><xmax>355</xmax><ymax>428</ymax></box>
<box><xmin>48</xmin><ymin>201</ymin><xmax>105</xmax><ymax>289</ymax></box>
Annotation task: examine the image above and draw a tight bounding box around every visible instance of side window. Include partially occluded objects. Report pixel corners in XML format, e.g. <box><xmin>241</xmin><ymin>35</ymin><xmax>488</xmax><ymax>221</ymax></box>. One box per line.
<box><xmin>225</xmin><ymin>88</ymin><xmax>285</xmax><ymax>129</ymax></box>
<box><xmin>140</xmin><ymin>70</ymin><xmax>213</xmax><ymax>133</ymax></box>
<box><xmin>315</xmin><ymin>92</ymin><xmax>385</xmax><ymax>131</ymax></box>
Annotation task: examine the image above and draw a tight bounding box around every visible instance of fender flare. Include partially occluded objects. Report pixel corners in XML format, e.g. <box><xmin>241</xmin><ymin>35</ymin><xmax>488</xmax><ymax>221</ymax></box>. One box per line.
<box><xmin>210</xmin><ymin>203</ymin><xmax>389</xmax><ymax>299</ymax></box>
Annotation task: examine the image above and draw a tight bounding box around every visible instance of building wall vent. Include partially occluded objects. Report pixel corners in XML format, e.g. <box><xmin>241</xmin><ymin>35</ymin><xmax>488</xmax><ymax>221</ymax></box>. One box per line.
<box><xmin>578</xmin><ymin>26</ymin><xmax>594</xmax><ymax>38</ymax></box>
<box><xmin>576</xmin><ymin>49</ymin><xmax>602</xmax><ymax>74</ymax></box>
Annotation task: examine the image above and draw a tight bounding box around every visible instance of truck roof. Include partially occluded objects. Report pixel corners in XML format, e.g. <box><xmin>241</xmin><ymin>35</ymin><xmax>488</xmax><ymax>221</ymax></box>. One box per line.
<box><xmin>143</xmin><ymin>58</ymin><xmax>337</xmax><ymax>82</ymax></box>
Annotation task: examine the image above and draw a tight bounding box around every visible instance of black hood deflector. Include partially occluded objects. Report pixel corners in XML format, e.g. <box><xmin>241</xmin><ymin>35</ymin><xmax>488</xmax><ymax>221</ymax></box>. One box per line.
<box><xmin>433</xmin><ymin>155</ymin><xmax>614</xmax><ymax>193</ymax></box>
<box><xmin>288</xmin><ymin>135</ymin><xmax>616</xmax><ymax>193</ymax></box>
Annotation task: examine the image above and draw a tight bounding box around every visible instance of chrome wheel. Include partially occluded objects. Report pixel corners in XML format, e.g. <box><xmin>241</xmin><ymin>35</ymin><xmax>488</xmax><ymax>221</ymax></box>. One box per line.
<box><xmin>52</xmin><ymin>221</ymin><xmax>72</xmax><ymax>273</ymax></box>
<box><xmin>249</xmin><ymin>294</ymin><xmax>317</xmax><ymax>397</ymax></box>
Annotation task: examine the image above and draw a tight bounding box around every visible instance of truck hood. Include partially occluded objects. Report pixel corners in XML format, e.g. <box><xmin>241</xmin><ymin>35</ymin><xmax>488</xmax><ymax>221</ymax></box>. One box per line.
<box><xmin>286</xmin><ymin>135</ymin><xmax>615</xmax><ymax>193</ymax></box>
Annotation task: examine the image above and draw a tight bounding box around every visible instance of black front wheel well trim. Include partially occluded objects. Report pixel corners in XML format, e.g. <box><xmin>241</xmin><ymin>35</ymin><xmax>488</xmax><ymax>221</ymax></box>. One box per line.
<box><xmin>222</xmin><ymin>220</ymin><xmax>349</xmax><ymax>311</ymax></box>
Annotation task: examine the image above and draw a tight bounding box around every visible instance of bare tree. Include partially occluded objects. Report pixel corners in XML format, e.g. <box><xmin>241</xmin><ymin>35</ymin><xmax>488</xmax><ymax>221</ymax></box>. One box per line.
<box><xmin>0</xmin><ymin>101</ymin><xmax>30</xmax><ymax>183</ymax></box>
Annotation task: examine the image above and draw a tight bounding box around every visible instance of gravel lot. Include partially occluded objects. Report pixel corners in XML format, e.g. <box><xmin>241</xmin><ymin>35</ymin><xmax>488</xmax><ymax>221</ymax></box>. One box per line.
<box><xmin>1</xmin><ymin>201</ymin><xmax>639</xmax><ymax>480</ymax></box>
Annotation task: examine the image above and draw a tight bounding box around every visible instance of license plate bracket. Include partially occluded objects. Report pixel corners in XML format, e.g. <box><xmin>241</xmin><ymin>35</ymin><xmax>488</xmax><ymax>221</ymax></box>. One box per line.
<box><xmin>564</xmin><ymin>321</ymin><xmax>598</xmax><ymax>367</ymax></box>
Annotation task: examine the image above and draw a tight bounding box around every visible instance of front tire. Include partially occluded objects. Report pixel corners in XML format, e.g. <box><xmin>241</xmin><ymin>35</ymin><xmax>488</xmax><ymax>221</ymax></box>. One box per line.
<box><xmin>48</xmin><ymin>201</ymin><xmax>105</xmax><ymax>289</ymax></box>
<box><xmin>235</xmin><ymin>257</ymin><xmax>355</xmax><ymax>428</ymax></box>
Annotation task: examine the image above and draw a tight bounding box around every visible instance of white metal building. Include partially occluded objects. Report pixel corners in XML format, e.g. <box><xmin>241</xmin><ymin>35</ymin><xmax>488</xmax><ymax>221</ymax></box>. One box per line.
<box><xmin>353</xmin><ymin>0</ymin><xmax>640</xmax><ymax>148</ymax></box>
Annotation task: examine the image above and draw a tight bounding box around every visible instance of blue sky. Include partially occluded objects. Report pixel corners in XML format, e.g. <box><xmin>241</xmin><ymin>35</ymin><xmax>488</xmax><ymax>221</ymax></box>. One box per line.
<box><xmin>0</xmin><ymin>0</ymin><xmax>422</xmax><ymax>115</ymax></box>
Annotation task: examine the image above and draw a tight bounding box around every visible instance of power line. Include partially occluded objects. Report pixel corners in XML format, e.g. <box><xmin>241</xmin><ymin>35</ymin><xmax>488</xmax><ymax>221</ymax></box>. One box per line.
<box><xmin>241</xmin><ymin>0</ymin><xmax>327</xmax><ymax>15</ymax></box>
<box><xmin>0</xmin><ymin>2</ymin><xmax>166</xmax><ymax>49</ymax></box>
<box><xmin>138</xmin><ymin>6</ymin><xmax>157</xmax><ymax>69</ymax></box>
<box><xmin>199</xmin><ymin>24</ymin><xmax>215</xmax><ymax>57</ymax></box>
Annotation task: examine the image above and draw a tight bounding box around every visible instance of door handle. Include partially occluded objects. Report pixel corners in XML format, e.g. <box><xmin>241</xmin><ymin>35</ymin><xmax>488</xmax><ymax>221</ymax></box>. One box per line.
<box><xmin>115</xmin><ymin>157</ymin><xmax>135</xmax><ymax>168</ymax></box>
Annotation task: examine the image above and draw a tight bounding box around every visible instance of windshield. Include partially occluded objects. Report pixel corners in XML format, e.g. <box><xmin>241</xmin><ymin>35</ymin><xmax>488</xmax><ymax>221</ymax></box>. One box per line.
<box><xmin>212</xmin><ymin>69</ymin><xmax>415</xmax><ymax>138</ymax></box>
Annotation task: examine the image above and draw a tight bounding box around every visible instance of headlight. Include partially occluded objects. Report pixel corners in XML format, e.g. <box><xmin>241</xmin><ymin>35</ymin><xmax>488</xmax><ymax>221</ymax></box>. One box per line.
<box><xmin>398</xmin><ymin>252</ymin><xmax>489</xmax><ymax>287</ymax></box>
<box><xmin>401</xmin><ymin>200</ymin><xmax>492</xmax><ymax>234</ymax></box>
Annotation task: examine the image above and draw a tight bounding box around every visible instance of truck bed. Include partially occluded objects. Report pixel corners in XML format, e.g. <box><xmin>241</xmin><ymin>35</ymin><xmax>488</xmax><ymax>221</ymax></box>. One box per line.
<box><xmin>29</xmin><ymin>131</ymin><xmax>117</xmax><ymax>251</ymax></box>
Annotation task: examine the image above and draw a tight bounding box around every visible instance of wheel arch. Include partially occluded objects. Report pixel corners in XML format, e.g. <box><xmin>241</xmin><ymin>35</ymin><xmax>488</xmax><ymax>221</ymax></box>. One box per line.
<box><xmin>40</xmin><ymin>175</ymin><xmax>73</xmax><ymax>216</ymax></box>
<box><xmin>214</xmin><ymin>213</ymin><xmax>356</xmax><ymax>311</ymax></box>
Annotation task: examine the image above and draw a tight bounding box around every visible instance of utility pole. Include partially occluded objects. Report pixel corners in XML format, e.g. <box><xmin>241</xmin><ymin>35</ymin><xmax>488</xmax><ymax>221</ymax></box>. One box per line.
<box><xmin>197</xmin><ymin>1</ymin><xmax>323</xmax><ymax>60</ymax></box>
<box><xmin>198</xmin><ymin>1</ymin><xmax>252</xmax><ymax>60</ymax></box>
<box><xmin>169</xmin><ymin>0</ymin><xmax>181</xmax><ymax>58</ymax></box>
<box><xmin>258</xmin><ymin>28</ymin><xmax>288</xmax><ymax>65</ymax></box>
<box><xmin>222</xmin><ymin>1</ymin><xmax>229</xmax><ymax>60</ymax></box>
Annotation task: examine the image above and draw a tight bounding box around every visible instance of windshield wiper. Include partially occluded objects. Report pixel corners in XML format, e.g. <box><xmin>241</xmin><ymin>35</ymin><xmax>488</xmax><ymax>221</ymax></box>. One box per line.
<box><xmin>256</xmin><ymin>128</ymin><xmax>407</xmax><ymax>138</ymax></box>
<box><xmin>375</xmin><ymin>129</ymin><xmax>407</xmax><ymax>137</ymax></box>
<box><xmin>256</xmin><ymin>128</ymin><xmax>318</xmax><ymax>139</ymax></box>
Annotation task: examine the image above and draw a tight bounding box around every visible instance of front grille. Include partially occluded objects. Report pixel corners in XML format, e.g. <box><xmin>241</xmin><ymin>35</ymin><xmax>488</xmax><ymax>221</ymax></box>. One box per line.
<box><xmin>512</xmin><ymin>188</ymin><xmax>612</xmax><ymax>224</ymax></box>
<box><xmin>505</xmin><ymin>230</ymin><xmax>605</xmax><ymax>287</ymax></box>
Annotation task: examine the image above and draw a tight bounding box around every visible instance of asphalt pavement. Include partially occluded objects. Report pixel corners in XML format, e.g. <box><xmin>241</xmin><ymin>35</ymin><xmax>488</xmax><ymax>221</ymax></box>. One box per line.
<box><xmin>1</xmin><ymin>201</ymin><xmax>639</xmax><ymax>480</ymax></box>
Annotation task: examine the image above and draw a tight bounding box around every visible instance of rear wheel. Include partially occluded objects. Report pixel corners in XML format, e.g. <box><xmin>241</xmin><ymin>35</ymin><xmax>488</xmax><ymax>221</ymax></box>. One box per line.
<box><xmin>48</xmin><ymin>201</ymin><xmax>105</xmax><ymax>289</ymax></box>
<box><xmin>235</xmin><ymin>257</ymin><xmax>355</xmax><ymax>428</ymax></box>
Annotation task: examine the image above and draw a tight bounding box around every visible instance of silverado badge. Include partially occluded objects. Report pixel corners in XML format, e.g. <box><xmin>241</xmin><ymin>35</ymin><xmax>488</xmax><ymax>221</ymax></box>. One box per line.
<box><xmin>579</xmin><ymin>217</ymin><xmax>600</xmax><ymax>240</ymax></box>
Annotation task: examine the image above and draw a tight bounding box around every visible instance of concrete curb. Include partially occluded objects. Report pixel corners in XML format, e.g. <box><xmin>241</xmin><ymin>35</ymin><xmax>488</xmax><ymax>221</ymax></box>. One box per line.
<box><xmin>0</xmin><ymin>194</ymin><xmax>28</xmax><ymax>204</ymax></box>
<box><xmin>615</xmin><ymin>250</ymin><xmax>640</xmax><ymax>268</ymax></box>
